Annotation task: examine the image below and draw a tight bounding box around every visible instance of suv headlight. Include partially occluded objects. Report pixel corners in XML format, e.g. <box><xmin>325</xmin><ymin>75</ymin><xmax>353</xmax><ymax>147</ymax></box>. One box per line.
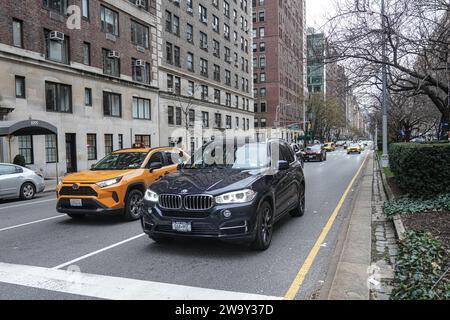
<box><xmin>215</xmin><ymin>189</ymin><xmax>256</xmax><ymax>204</ymax></box>
<box><xmin>95</xmin><ymin>177</ymin><xmax>122</xmax><ymax>188</ymax></box>
<box><xmin>144</xmin><ymin>189</ymin><xmax>159</xmax><ymax>202</ymax></box>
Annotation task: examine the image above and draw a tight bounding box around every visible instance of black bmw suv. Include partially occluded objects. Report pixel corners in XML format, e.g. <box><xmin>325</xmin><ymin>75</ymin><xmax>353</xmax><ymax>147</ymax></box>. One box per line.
<box><xmin>141</xmin><ymin>139</ymin><xmax>305</xmax><ymax>250</ymax></box>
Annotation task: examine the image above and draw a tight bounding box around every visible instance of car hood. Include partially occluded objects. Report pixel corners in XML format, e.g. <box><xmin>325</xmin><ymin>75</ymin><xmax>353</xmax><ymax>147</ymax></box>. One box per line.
<box><xmin>151</xmin><ymin>168</ymin><xmax>265</xmax><ymax>195</ymax></box>
<box><xmin>62</xmin><ymin>170</ymin><xmax>134</xmax><ymax>183</ymax></box>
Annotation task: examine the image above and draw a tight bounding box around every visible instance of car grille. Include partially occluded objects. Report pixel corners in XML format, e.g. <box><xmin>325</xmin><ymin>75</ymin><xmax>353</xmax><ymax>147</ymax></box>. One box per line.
<box><xmin>60</xmin><ymin>186</ymin><xmax>97</xmax><ymax>197</ymax></box>
<box><xmin>158</xmin><ymin>194</ymin><xmax>213</xmax><ymax>211</ymax></box>
<box><xmin>183</xmin><ymin>195</ymin><xmax>213</xmax><ymax>210</ymax></box>
<box><xmin>159</xmin><ymin>194</ymin><xmax>182</xmax><ymax>209</ymax></box>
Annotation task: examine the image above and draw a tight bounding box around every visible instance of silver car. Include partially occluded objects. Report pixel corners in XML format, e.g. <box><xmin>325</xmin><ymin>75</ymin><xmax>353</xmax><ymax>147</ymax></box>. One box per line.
<box><xmin>0</xmin><ymin>163</ymin><xmax>45</xmax><ymax>200</ymax></box>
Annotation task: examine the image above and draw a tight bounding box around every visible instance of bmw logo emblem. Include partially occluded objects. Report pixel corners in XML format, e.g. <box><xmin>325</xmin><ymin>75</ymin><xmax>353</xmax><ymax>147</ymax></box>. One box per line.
<box><xmin>72</xmin><ymin>184</ymin><xmax>80</xmax><ymax>190</ymax></box>
<box><xmin>181</xmin><ymin>189</ymin><xmax>188</xmax><ymax>194</ymax></box>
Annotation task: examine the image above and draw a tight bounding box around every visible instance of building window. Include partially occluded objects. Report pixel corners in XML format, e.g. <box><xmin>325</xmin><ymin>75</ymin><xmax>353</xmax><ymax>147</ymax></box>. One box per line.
<box><xmin>168</xmin><ymin>105</ymin><xmax>174</xmax><ymax>125</ymax></box>
<box><xmin>132</xmin><ymin>97</ymin><xmax>151</xmax><ymax>120</ymax></box>
<box><xmin>82</xmin><ymin>0</ymin><xmax>89</xmax><ymax>18</ymax></box>
<box><xmin>200</xmin><ymin>58</ymin><xmax>208</xmax><ymax>77</ymax></box>
<box><xmin>260</xmin><ymin>88</ymin><xmax>267</xmax><ymax>97</ymax></box>
<box><xmin>187</xmin><ymin>81</ymin><xmax>195</xmax><ymax>96</ymax></box>
<box><xmin>225</xmin><ymin>70</ymin><xmax>231</xmax><ymax>85</ymax></box>
<box><xmin>174</xmin><ymin>76</ymin><xmax>181</xmax><ymax>95</ymax></box>
<box><xmin>259</xmin><ymin>11</ymin><xmax>265</xmax><ymax>22</ymax></box>
<box><xmin>176</xmin><ymin>107</ymin><xmax>182</xmax><ymax>126</ymax></box>
<box><xmin>87</xmin><ymin>134</ymin><xmax>97</xmax><ymax>160</ymax></box>
<box><xmin>201</xmin><ymin>85</ymin><xmax>209</xmax><ymax>101</ymax></box>
<box><xmin>118</xmin><ymin>134</ymin><xmax>123</xmax><ymax>149</ymax></box>
<box><xmin>104</xmin><ymin>134</ymin><xmax>113</xmax><ymax>155</ymax></box>
<box><xmin>131</xmin><ymin>20</ymin><xmax>149</xmax><ymax>48</ymax></box>
<box><xmin>135</xmin><ymin>135</ymin><xmax>150</xmax><ymax>147</ymax></box>
<box><xmin>101</xmin><ymin>6</ymin><xmax>119</xmax><ymax>36</ymax></box>
<box><xmin>187</xmin><ymin>52</ymin><xmax>194</xmax><ymax>71</ymax></box>
<box><xmin>214</xmin><ymin>89</ymin><xmax>221</xmax><ymax>104</ymax></box>
<box><xmin>15</xmin><ymin>76</ymin><xmax>25</xmax><ymax>99</ymax></box>
<box><xmin>261</xmin><ymin>118</ymin><xmax>267</xmax><ymax>128</ymax></box>
<box><xmin>45</xmin><ymin>134</ymin><xmax>57</xmax><ymax>163</ymax></box>
<box><xmin>43</xmin><ymin>0</ymin><xmax>67</xmax><ymax>14</ymax></box>
<box><xmin>102</xmin><ymin>49</ymin><xmax>120</xmax><ymax>77</ymax></box>
<box><xmin>259</xmin><ymin>56</ymin><xmax>266</xmax><ymax>68</ymax></box>
<box><xmin>235</xmin><ymin>117</ymin><xmax>239</xmax><ymax>129</ymax></box>
<box><xmin>214</xmin><ymin>113</ymin><xmax>222</xmax><ymax>128</ymax></box>
<box><xmin>259</xmin><ymin>42</ymin><xmax>265</xmax><ymax>52</ymax></box>
<box><xmin>132</xmin><ymin>58</ymin><xmax>151</xmax><ymax>83</ymax></box>
<box><xmin>189</xmin><ymin>110</ymin><xmax>195</xmax><ymax>127</ymax></box>
<box><xmin>166</xmin><ymin>42</ymin><xmax>173</xmax><ymax>64</ymax></box>
<box><xmin>129</xmin><ymin>0</ymin><xmax>149</xmax><ymax>11</ymax></box>
<box><xmin>226</xmin><ymin>115</ymin><xmax>232</xmax><ymax>129</ymax></box>
<box><xmin>12</xmin><ymin>19</ymin><xmax>23</xmax><ymax>48</ymax></box>
<box><xmin>174</xmin><ymin>46</ymin><xmax>181</xmax><ymax>67</ymax></box>
<box><xmin>213</xmin><ymin>15</ymin><xmax>219</xmax><ymax>33</ymax></box>
<box><xmin>224</xmin><ymin>24</ymin><xmax>230</xmax><ymax>40</ymax></box>
<box><xmin>225</xmin><ymin>93</ymin><xmax>231</xmax><ymax>107</ymax></box>
<box><xmin>202</xmin><ymin>111</ymin><xmax>209</xmax><ymax>128</ymax></box>
<box><xmin>45</xmin><ymin>81</ymin><xmax>72</xmax><ymax>113</ymax></box>
<box><xmin>187</xmin><ymin>24</ymin><xmax>193</xmax><ymax>43</ymax></box>
<box><xmin>259</xmin><ymin>27</ymin><xmax>265</xmax><ymax>38</ymax></box>
<box><xmin>84</xmin><ymin>88</ymin><xmax>92</xmax><ymax>106</ymax></box>
<box><xmin>260</xmin><ymin>102</ymin><xmax>266</xmax><ymax>112</ymax></box>
<box><xmin>103</xmin><ymin>92</ymin><xmax>121</xmax><ymax>117</ymax></box>
<box><xmin>260</xmin><ymin>73</ymin><xmax>266</xmax><ymax>82</ymax></box>
<box><xmin>83</xmin><ymin>42</ymin><xmax>91</xmax><ymax>65</ymax></box>
<box><xmin>199</xmin><ymin>4</ymin><xmax>207</xmax><ymax>23</ymax></box>
<box><xmin>172</xmin><ymin>15</ymin><xmax>180</xmax><ymax>36</ymax></box>
<box><xmin>200</xmin><ymin>32</ymin><xmax>208</xmax><ymax>50</ymax></box>
<box><xmin>44</xmin><ymin>29</ymin><xmax>69</xmax><ymax>64</ymax></box>
<box><xmin>213</xmin><ymin>65</ymin><xmax>221</xmax><ymax>82</ymax></box>
<box><xmin>18</xmin><ymin>135</ymin><xmax>33</xmax><ymax>165</ymax></box>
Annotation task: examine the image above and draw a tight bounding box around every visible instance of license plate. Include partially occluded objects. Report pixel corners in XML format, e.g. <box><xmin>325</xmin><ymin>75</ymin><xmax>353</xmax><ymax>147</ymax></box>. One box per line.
<box><xmin>69</xmin><ymin>199</ymin><xmax>83</xmax><ymax>207</ymax></box>
<box><xmin>172</xmin><ymin>221</ymin><xmax>191</xmax><ymax>233</ymax></box>
<box><xmin>309</xmin><ymin>155</ymin><xmax>314</xmax><ymax>159</ymax></box>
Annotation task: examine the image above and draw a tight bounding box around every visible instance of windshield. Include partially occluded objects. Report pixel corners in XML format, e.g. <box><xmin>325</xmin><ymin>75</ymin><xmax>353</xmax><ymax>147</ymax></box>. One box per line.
<box><xmin>350</xmin><ymin>143</ymin><xmax>360</xmax><ymax>147</ymax></box>
<box><xmin>186</xmin><ymin>142</ymin><xmax>269</xmax><ymax>170</ymax></box>
<box><xmin>92</xmin><ymin>152</ymin><xmax>147</xmax><ymax>170</ymax></box>
<box><xmin>306</xmin><ymin>145</ymin><xmax>322</xmax><ymax>151</ymax></box>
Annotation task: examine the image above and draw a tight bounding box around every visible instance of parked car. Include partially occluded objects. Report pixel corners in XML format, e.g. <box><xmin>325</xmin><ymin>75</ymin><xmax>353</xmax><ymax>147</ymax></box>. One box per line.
<box><xmin>302</xmin><ymin>144</ymin><xmax>327</xmax><ymax>162</ymax></box>
<box><xmin>347</xmin><ymin>143</ymin><xmax>362</xmax><ymax>154</ymax></box>
<box><xmin>56</xmin><ymin>146</ymin><xmax>189</xmax><ymax>220</ymax></box>
<box><xmin>323</xmin><ymin>142</ymin><xmax>336</xmax><ymax>152</ymax></box>
<box><xmin>141</xmin><ymin>139</ymin><xmax>306</xmax><ymax>250</ymax></box>
<box><xmin>0</xmin><ymin>163</ymin><xmax>45</xmax><ymax>200</ymax></box>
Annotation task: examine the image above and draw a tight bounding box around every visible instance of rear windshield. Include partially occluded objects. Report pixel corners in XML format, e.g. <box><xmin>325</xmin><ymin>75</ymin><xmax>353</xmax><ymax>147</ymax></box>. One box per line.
<box><xmin>306</xmin><ymin>145</ymin><xmax>321</xmax><ymax>151</ymax></box>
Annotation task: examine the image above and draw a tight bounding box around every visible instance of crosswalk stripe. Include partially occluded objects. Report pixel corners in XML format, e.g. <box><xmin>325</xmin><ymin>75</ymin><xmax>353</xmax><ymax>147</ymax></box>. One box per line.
<box><xmin>0</xmin><ymin>262</ymin><xmax>283</xmax><ymax>300</ymax></box>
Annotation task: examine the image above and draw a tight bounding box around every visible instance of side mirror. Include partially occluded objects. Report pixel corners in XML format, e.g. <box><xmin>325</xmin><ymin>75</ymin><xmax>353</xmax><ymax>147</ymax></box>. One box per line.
<box><xmin>149</xmin><ymin>162</ymin><xmax>163</xmax><ymax>172</ymax></box>
<box><xmin>278</xmin><ymin>160</ymin><xmax>290</xmax><ymax>171</ymax></box>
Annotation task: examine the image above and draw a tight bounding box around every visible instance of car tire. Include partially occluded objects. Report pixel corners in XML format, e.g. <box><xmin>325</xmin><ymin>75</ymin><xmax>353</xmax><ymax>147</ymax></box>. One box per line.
<box><xmin>150</xmin><ymin>235</ymin><xmax>175</xmax><ymax>243</ymax></box>
<box><xmin>251</xmin><ymin>201</ymin><xmax>273</xmax><ymax>251</ymax></box>
<box><xmin>290</xmin><ymin>185</ymin><xmax>305</xmax><ymax>217</ymax></box>
<box><xmin>124</xmin><ymin>189</ymin><xmax>144</xmax><ymax>221</ymax></box>
<box><xmin>20</xmin><ymin>182</ymin><xmax>35</xmax><ymax>200</ymax></box>
<box><xmin>67</xmin><ymin>213</ymin><xmax>86</xmax><ymax>219</ymax></box>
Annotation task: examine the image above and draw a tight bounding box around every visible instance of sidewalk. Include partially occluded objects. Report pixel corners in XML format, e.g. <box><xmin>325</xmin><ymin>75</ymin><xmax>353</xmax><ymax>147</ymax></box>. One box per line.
<box><xmin>325</xmin><ymin>153</ymin><xmax>373</xmax><ymax>299</ymax></box>
<box><xmin>43</xmin><ymin>179</ymin><xmax>58</xmax><ymax>193</ymax></box>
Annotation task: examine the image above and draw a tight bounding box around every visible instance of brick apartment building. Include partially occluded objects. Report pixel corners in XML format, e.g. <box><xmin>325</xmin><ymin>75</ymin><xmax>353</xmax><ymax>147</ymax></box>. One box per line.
<box><xmin>0</xmin><ymin>0</ymin><xmax>160</xmax><ymax>177</ymax></box>
<box><xmin>159</xmin><ymin>0</ymin><xmax>255</xmax><ymax>152</ymax></box>
<box><xmin>252</xmin><ymin>0</ymin><xmax>306</xmax><ymax>141</ymax></box>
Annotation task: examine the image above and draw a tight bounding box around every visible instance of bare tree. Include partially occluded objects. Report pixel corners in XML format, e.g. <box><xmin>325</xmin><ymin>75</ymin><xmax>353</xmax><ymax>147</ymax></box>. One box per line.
<box><xmin>325</xmin><ymin>0</ymin><xmax>450</xmax><ymax>138</ymax></box>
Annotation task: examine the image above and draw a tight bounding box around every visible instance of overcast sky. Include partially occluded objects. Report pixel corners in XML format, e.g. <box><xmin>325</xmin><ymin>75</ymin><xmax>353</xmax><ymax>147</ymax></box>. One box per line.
<box><xmin>306</xmin><ymin>0</ymin><xmax>334</xmax><ymax>29</ymax></box>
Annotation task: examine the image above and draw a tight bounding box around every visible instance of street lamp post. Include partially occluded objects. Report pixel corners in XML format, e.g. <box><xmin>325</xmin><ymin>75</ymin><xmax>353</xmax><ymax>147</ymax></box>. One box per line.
<box><xmin>381</xmin><ymin>0</ymin><xmax>390</xmax><ymax>167</ymax></box>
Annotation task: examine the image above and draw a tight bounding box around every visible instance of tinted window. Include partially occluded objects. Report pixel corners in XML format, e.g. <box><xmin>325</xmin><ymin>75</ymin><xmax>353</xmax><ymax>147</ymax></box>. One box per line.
<box><xmin>92</xmin><ymin>152</ymin><xmax>147</xmax><ymax>170</ymax></box>
<box><xmin>147</xmin><ymin>152</ymin><xmax>164</xmax><ymax>167</ymax></box>
<box><xmin>280</xmin><ymin>144</ymin><xmax>295</xmax><ymax>163</ymax></box>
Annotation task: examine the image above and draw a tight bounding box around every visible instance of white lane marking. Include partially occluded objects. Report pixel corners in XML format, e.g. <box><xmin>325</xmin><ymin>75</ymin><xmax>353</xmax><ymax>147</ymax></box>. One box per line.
<box><xmin>0</xmin><ymin>198</ymin><xmax>56</xmax><ymax>210</ymax></box>
<box><xmin>0</xmin><ymin>215</ymin><xmax>66</xmax><ymax>232</ymax></box>
<box><xmin>0</xmin><ymin>262</ymin><xmax>282</xmax><ymax>300</ymax></box>
<box><xmin>52</xmin><ymin>233</ymin><xmax>146</xmax><ymax>270</ymax></box>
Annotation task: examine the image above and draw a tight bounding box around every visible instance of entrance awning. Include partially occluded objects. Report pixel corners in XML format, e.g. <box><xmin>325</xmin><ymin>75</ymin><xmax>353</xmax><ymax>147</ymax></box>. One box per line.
<box><xmin>0</xmin><ymin>119</ymin><xmax>57</xmax><ymax>136</ymax></box>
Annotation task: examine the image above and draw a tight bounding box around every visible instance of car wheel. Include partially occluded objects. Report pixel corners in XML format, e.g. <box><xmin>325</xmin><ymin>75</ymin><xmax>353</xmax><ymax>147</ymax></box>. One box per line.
<box><xmin>20</xmin><ymin>182</ymin><xmax>35</xmax><ymax>200</ymax></box>
<box><xmin>290</xmin><ymin>185</ymin><xmax>305</xmax><ymax>217</ymax></box>
<box><xmin>150</xmin><ymin>235</ymin><xmax>175</xmax><ymax>243</ymax></box>
<box><xmin>124</xmin><ymin>189</ymin><xmax>144</xmax><ymax>221</ymax></box>
<box><xmin>67</xmin><ymin>213</ymin><xmax>86</xmax><ymax>219</ymax></box>
<box><xmin>251</xmin><ymin>201</ymin><xmax>273</xmax><ymax>251</ymax></box>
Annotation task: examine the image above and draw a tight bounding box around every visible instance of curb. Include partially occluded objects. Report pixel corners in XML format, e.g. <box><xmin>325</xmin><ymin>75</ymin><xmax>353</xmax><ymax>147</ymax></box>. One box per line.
<box><xmin>375</xmin><ymin>156</ymin><xmax>406</xmax><ymax>241</ymax></box>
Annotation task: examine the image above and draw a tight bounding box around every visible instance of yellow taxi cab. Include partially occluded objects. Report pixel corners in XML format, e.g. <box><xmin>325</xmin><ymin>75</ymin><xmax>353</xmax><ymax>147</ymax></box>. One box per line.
<box><xmin>347</xmin><ymin>143</ymin><xmax>362</xmax><ymax>154</ymax></box>
<box><xmin>323</xmin><ymin>142</ymin><xmax>336</xmax><ymax>152</ymax></box>
<box><xmin>56</xmin><ymin>145</ymin><xmax>189</xmax><ymax>220</ymax></box>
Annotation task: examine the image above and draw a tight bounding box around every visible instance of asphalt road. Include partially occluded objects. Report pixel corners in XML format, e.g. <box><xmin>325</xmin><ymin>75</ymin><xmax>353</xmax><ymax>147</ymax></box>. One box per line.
<box><xmin>0</xmin><ymin>148</ymin><xmax>369</xmax><ymax>300</ymax></box>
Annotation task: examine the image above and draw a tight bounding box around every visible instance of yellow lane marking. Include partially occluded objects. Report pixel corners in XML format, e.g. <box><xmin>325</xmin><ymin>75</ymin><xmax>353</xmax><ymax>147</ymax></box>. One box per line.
<box><xmin>284</xmin><ymin>154</ymin><xmax>369</xmax><ymax>300</ymax></box>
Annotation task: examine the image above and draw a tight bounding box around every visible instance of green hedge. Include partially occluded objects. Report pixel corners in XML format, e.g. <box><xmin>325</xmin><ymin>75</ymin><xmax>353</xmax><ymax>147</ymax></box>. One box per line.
<box><xmin>384</xmin><ymin>193</ymin><xmax>450</xmax><ymax>218</ymax></box>
<box><xmin>391</xmin><ymin>231</ymin><xmax>450</xmax><ymax>300</ymax></box>
<box><xmin>389</xmin><ymin>142</ymin><xmax>450</xmax><ymax>197</ymax></box>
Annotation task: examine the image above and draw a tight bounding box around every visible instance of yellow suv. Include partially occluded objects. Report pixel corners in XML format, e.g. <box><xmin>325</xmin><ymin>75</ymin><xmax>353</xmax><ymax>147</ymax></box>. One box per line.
<box><xmin>56</xmin><ymin>146</ymin><xmax>189</xmax><ymax>220</ymax></box>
